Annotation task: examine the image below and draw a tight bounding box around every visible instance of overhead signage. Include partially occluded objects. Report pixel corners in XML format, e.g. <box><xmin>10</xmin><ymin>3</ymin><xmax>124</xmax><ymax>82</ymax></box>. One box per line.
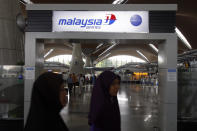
<box><xmin>52</xmin><ymin>11</ymin><xmax>149</xmax><ymax>33</ymax></box>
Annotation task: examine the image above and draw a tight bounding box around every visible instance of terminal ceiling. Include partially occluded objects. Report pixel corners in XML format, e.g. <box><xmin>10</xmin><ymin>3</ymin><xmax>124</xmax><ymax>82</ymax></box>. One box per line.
<box><xmin>21</xmin><ymin>0</ymin><xmax>197</xmax><ymax>62</ymax></box>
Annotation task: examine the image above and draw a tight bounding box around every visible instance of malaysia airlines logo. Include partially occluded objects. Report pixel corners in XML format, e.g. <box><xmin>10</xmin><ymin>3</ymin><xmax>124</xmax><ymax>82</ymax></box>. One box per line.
<box><xmin>104</xmin><ymin>14</ymin><xmax>117</xmax><ymax>25</ymax></box>
<box><xmin>58</xmin><ymin>14</ymin><xmax>117</xmax><ymax>29</ymax></box>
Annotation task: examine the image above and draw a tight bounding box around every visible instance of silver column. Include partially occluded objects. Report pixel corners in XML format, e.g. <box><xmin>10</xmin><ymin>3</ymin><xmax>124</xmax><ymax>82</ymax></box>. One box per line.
<box><xmin>69</xmin><ymin>43</ymin><xmax>84</xmax><ymax>75</ymax></box>
<box><xmin>85</xmin><ymin>56</ymin><xmax>94</xmax><ymax>74</ymax></box>
<box><xmin>24</xmin><ymin>33</ymin><xmax>44</xmax><ymax>124</ymax></box>
<box><xmin>0</xmin><ymin>0</ymin><xmax>24</xmax><ymax>65</ymax></box>
<box><xmin>85</xmin><ymin>56</ymin><xmax>92</xmax><ymax>67</ymax></box>
<box><xmin>158</xmin><ymin>35</ymin><xmax>177</xmax><ymax>131</ymax></box>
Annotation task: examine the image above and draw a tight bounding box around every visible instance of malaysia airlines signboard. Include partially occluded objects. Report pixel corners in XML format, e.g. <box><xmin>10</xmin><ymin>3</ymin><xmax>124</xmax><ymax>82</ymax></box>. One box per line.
<box><xmin>52</xmin><ymin>11</ymin><xmax>149</xmax><ymax>33</ymax></box>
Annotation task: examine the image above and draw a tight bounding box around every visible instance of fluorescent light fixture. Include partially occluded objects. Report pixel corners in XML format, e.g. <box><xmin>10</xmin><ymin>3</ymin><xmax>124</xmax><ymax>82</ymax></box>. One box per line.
<box><xmin>99</xmin><ymin>53</ymin><xmax>111</xmax><ymax>62</ymax></box>
<box><xmin>20</xmin><ymin>0</ymin><xmax>27</xmax><ymax>4</ymax></box>
<box><xmin>113</xmin><ymin>0</ymin><xmax>120</xmax><ymax>4</ymax></box>
<box><xmin>175</xmin><ymin>27</ymin><xmax>192</xmax><ymax>49</ymax></box>
<box><xmin>98</xmin><ymin>44</ymin><xmax>117</xmax><ymax>57</ymax></box>
<box><xmin>113</xmin><ymin>0</ymin><xmax>126</xmax><ymax>4</ymax></box>
<box><xmin>144</xmin><ymin>115</ymin><xmax>152</xmax><ymax>122</ymax></box>
<box><xmin>136</xmin><ymin>50</ymin><xmax>149</xmax><ymax>62</ymax></box>
<box><xmin>24</xmin><ymin>0</ymin><xmax>33</xmax><ymax>4</ymax></box>
<box><xmin>92</xmin><ymin>49</ymin><xmax>100</xmax><ymax>54</ymax></box>
<box><xmin>104</xmin><ymin>53</ymin><xmax>111</xmax><ymax>58</ymax></box>
<box><xmin>96</xmin><ymin>43</ymin><xmax>104</xmax><ymax>49</ymax></box>
<box><xmin>149</xmin><ymin>44</ymin><xmax>158</xmax><ymax>53</ymax></box>
<box><xmin>92</xmin><ymin>43</ymin><xmax>105</xmax><ymax>54</ymax></box>
<box><xmin>96</xmin><ymin>53</ymin><xmax>111</xmax><ymax>63</ymax></box>
<box><xmin>44</xmin><ymin>49</ymin><xmax>54</xmax><ymax>58</ymax></box>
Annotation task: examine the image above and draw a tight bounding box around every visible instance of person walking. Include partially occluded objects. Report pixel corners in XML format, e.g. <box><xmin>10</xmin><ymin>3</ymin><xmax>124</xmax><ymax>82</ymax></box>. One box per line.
<box><xmin>62</xmin><ymin>72</ymin><xmax>68</xmax><ymax>85</ymax></box>
<box><xmin>24</xmin><ymin>72</ymin><xmax>69</xmax><ymax>131</ymax></box>
<box><xmin>72</xmin><ymin>73</ymin><xmax>77</xmax><ymax>94</ymax></box>
<box><xmin>79</xmin><ymin>74</ymin><xmax>85</xmax><ymax>95</ymax></box>
<box><xmin>88</xmin><ymin>71</ymin><xmax>121</xmax><ymax>131</ymax></box>
<box><xmin>67</xmin><ymin>74</ymin><xmax>73</xmax><ymax>95</ymax></box>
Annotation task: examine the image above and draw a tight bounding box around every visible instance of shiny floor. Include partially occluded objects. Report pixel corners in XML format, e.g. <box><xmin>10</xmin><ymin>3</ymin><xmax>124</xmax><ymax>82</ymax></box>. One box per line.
<box><xmin>63</xmin><ymin>84</ymin><xmax>159</xmax><ymax>131</ymax></box>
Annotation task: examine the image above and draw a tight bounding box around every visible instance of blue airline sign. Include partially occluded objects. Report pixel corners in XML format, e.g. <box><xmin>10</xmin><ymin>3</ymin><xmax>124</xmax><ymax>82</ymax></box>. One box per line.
<box><xmin>53</xmin><ymin>11</ymin><xmax>149</xmax><ymax>33</ymax></box>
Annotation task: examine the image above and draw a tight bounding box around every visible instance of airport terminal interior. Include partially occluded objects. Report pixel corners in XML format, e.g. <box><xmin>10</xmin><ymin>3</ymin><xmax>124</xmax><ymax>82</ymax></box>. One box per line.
<box><xmin>0</xmin><ymin>0</ymin><xmax>197</xmax><ymax>131</ymax></box>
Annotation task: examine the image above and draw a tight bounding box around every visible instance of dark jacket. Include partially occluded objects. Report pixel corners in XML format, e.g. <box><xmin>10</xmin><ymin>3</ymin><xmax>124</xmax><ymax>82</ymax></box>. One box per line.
<box><xmin>24</xmin><ymin>72</ymin><xmax>69</xmax><ymax>131</ymax></box>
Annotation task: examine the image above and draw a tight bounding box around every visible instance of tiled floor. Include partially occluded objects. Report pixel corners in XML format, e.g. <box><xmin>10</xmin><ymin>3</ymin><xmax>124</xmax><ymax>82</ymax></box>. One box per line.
<box><xmin>63</xmin><ymin>83</ymin><xmax>159</xmax><ymax>131</ymax></box>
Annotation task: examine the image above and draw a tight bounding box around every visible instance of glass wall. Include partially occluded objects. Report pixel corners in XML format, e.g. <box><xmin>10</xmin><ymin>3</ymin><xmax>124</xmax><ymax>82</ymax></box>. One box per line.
<box><xmin>46</xmin><ymin>55</ymin><xmax>72</xmax><ymax>65</ymax></box>
<box><xmin>0</xmin><ymin>66</ymin><xmax>24</xmax><ymax>119</ymax></box>
<box><xmin>178</xmin><ymin>67</ymin><xmax>197</xmax><ymax>120</ymax></box>
<box><xmin>46</xmin><ymin>55</ymin><xmax>86</xmax><ymax>65</ymax></box>
<box><xmin>96</xmin><ymin>55</ymin><xmax>145</xmax><ymax>68</ymax></box>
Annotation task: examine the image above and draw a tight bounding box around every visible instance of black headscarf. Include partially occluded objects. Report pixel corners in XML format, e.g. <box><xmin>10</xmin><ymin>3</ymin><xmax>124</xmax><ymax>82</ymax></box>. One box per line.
<box><xmin>24</xmin><ymin>72</ymin><xmax>69</xmax><ymax>131</ymax></box>
<box><xmin>88</xmin><ymin>71</ymin><xmax>121</xmax><ymax>131</ymax></box>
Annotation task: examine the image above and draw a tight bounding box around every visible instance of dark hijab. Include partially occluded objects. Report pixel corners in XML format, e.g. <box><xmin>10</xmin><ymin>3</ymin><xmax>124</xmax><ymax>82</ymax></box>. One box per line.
<box><xmin>88</xmin><ymin>71</ymin><xmax>121</xmax><ymax>131</ymax></box>
<box><xmin>24</xmin><ymin>72</ymin><xmax>69</xmax><ymax>131</ymax></box>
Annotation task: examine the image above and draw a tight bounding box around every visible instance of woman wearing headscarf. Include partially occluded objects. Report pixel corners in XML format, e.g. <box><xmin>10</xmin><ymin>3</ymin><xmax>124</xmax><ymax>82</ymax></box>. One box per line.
<box><xmin>24</xmin><ymin>72</ymin><xmax>69</xmax><ymax>131</ymax></box>
<box><xmin>88</xmin><ymin>71</ymin><xmax>121</xmax><ymax>131</ymax></box>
